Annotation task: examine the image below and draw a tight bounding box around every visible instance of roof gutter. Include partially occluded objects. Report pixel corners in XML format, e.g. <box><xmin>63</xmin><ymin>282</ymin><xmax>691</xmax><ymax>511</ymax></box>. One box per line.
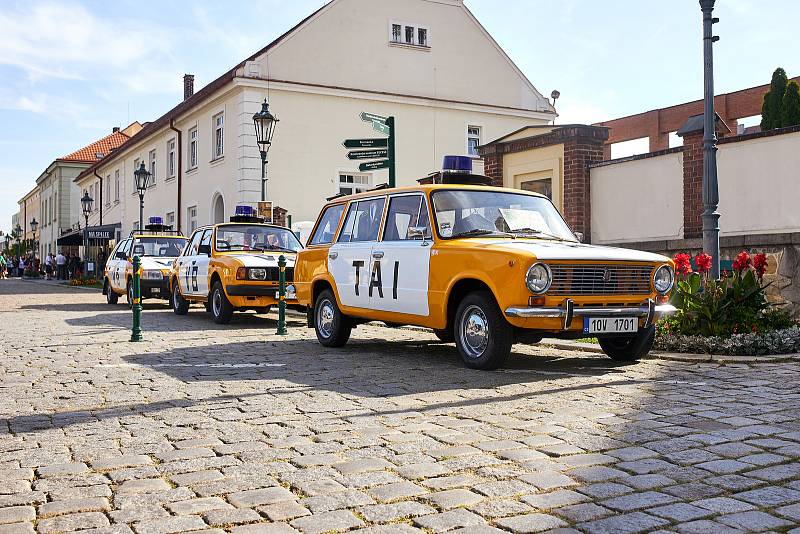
<box><xmin>93</xmin><ymin>169</ymin><xmax>103</xmax><ymax>226</ymax></box>
<box><xmin>169</xmin><ymin>119</ymin><xmax>182</xmax><ymax>234</ymax></box>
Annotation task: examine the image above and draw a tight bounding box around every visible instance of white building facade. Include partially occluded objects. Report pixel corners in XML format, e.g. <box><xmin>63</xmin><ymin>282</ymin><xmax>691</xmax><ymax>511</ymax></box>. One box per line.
<box><xmin>77</xmin><ymin>0</ymin><xmax>556</xmax><ymax>239</ymax></box>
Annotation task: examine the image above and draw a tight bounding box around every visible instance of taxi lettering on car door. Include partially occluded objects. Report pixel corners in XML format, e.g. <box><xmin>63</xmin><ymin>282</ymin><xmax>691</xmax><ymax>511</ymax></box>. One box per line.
<box><xmin>328</xmin><ymin>194</ymin><xmax>431</xmax><ymax>316</ymax></box>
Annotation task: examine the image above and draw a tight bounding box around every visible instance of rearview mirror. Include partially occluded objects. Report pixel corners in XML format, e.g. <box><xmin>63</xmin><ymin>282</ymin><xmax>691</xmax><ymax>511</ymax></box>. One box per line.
<box><xmin>407</xmin><ymin>226</ymin><xmax>428</xmax><ymax>240</ymax></box>
<box><xmin>198</xmin><ymin>244</ymin><xmax>212</xmax><ymax>256</ymax></box>
<box><xmin>574</xmin><ymin>232</ymin><xmax>584</xmax><ymax>243</ymax></box>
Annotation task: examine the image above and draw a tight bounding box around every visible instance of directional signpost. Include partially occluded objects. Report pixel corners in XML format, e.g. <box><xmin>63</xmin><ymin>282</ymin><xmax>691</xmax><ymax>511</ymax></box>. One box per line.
<box><xmin>342</xmin><ymin>112</ymin><xmax>396</xmax><ymax>187</ymax></box>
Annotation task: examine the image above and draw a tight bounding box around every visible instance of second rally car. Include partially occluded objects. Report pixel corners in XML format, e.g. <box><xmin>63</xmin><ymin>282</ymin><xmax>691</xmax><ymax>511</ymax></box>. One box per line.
<box><xmin>170</xmin><ymin>205</ymin><xmax>303</xmax><ymax>324</ymax></box>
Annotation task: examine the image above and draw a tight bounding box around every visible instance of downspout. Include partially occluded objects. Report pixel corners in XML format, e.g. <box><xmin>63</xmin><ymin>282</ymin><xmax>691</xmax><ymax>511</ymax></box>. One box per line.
<box><xmin>169</xmin><ymin>119</ymin><xmax>182</xmax><ymax>234</ymax></box>
<box><xmin>93</xmin><ymin>169</ymin><xmax>103</xmax><ymax>226</ymax></box>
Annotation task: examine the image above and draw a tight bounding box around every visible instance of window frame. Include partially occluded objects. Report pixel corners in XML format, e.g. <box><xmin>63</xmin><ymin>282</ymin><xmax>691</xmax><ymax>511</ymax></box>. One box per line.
<box><xmin>167</xmin><ymin>138</ymin><xmax>176</xmax><ymax>179</ymax></box>
<box><xmin>380</xmin><ymin>193</ymin><xmax>432</xmax><ymax>242</ymax></box>
<box><xmin>388</xmin><ymin>20</ymin><xmax>431</xmax><ymax>48</ymax></box>
<box><xmin>114</xmin><ymin>169</ymin><xmax>120</xmax><ymax>202</ymax></box>
<box><xmin>187</xmin><ymin>205</ymin><xmax>198</xmax><ymax>233</ymax></box>
<box><xmin>308</xmin><ymin>203</ymin><xmax>346</xmax><ymax>247</ymax></box>
<box><xmin>337</xmin><ymin>171</ymin><xmax>372</xmax><ymax>196</ymax></box>
<box><xmin>148</xmin><ymin>149</ymin><xmax>157</xmax><ymax>187</ymax></box>
<box><xmin>467</xmin><ymin>125</ymin><xmax>482</xmax><ymax>157</ymax></box>
<box><xmin>188</xmin><ymin>127</ymin><xmax>198</xmax><ymax>169</ymax></box>
<box><xmin>336</xmin><ymin>196</ymin><xmax>387</xmax><ymax>244</ymax></box>
<box><xmin>212</xmin><ymin>112</ymin><xmax>224</xmax><ymax>160</ymax></box>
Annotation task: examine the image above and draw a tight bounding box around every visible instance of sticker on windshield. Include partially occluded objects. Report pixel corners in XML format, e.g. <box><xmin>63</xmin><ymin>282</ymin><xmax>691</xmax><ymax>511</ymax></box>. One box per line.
<box><xmin>499</xmin><ymin>208</ymin><xmax>547</xmax><ymax>233</ymax></box>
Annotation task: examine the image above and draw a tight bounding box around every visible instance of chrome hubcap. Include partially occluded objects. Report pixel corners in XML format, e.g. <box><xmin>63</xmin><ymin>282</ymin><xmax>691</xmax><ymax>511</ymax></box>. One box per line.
<box><xmin>317</xmin><ymin>299</ymin><xmax>335</xmax><ymax>338</ymax></box>
<box><xmin>213</xmin><ymin>290</ymin><xmax>222</xmax><ymax>316</ymax></box>
<box><xmin>460</xmin><ymin>305</ymin><xmax>489</xmax><ymax>359</ymax></box>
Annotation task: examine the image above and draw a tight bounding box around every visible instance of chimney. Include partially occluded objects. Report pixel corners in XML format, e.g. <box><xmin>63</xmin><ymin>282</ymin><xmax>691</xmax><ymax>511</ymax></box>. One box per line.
<box><xmin>183</xmin><ymin>74</ymin><xmax>195</xmax><ymax>100</ymax></box>
<box><xmin>112</xmin><ymin>127</ymin><xmax>120</xmax><ymax>133</ymax></box>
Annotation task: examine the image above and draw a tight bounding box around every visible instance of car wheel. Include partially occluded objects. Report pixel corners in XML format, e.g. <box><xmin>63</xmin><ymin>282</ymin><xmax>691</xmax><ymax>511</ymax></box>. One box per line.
<box><xmin>105</xmin><ymin>280</ymin><xmax>118</xmax><ymax>304</ymax></box>
<box><xmin>599</xmin><ymin>325</ymin><xmax>654</xmax><ymax>362</ymax></box>
<box><xmin>172</xmin><ymin>280</ymin><xmax>189</xmax><ymax>315</ymax></box>
<box><xmin>126</xmin><ymin>280</ymin><xmax>134</xmax><ymax>309</ymax></box>
<box><xmin>210</xmin><ymin>281</ymin><xmax>234</xmax><ymax>324</ymax></box>
<box><xmin>314</xmin><ymin>289</ymin><xmax>351</xmax><ymax>347</ymax></box>
<box><xmin>454</xmin><ymin>291</ymin><xmax>513</xmax><ymax>370</ymax></box>
<box><xmin>433</xmin><ymin>329</ymin><xmax>454</xmax><ymax>343</ymax></box>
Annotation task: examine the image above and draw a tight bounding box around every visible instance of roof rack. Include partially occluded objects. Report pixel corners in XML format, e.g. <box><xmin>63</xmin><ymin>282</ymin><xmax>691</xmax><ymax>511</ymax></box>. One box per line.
<box><xmin>326</xmin><ymin>192</ymin><xmax>347</xmax><ymax>202</ymax></box>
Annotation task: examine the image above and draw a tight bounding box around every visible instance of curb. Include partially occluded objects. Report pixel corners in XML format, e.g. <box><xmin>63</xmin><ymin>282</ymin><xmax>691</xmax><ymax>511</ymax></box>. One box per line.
<box><xmin>19</xmin><ymin>278</ymin><xmax>102</xmax><ymax>291</ymax></box>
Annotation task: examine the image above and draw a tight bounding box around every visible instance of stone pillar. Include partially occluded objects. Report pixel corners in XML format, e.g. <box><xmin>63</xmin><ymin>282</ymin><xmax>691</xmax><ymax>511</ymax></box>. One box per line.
<box><xmin>681</xmin><ymin>131</ymin><xmax>704</xmax><ymax>239</ymax></box>
<box><xmin>482</xmin><ymin>150</ymin><xmax>503</xmax><ymax>187</ymax></box>
<box><xmin>562</xmin><ymin>129</ymin><xmax>606</xmax><ymax>242</ymax></box>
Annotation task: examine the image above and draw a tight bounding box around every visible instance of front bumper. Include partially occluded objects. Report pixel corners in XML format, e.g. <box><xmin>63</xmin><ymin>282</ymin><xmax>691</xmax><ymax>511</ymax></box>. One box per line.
<box><xmin>226</xmin><ymin>284</ymin><xmax>297</xmax><ymax>300</ymax></box>
<box><xmin>505</xmin><ymin>298</ymin><xmax>676</xmax><ymax>330</ymax></box>
<box><xmin>141</xmin><ymin>278</ymin><xmax>170</xmax><ymax>299</ymax></box>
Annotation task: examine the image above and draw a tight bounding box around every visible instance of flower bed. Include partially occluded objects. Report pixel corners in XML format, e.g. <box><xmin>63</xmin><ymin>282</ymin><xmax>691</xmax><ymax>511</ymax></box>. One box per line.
<box><xmin>656</xmin><ymin>250</ymin><xmax>798</xmax><ymax>355</ymax></box>
<box><xmin>69</xmin><ymin>277</ymin><xmax>98</xmax><ymax>287</ymax></box>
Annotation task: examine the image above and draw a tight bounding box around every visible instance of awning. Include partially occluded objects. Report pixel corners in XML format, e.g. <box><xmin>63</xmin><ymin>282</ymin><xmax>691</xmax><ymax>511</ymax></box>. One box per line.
<box><xmin>57</xmin><ymin>230</ymin><xmax>83</xmax><ymax>246</ymax></box>
<box><xmin>84</xmin><ymin>223</ymin><xmax>120</xmax><ymax>241</ymax></box>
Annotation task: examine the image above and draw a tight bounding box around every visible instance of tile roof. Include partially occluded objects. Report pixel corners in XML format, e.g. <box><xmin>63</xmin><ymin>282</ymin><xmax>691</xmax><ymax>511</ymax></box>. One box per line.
<box><xmin>59</xmin><ymin>130</ymin><xmax>131</xmax><ymax>163</ymax></box>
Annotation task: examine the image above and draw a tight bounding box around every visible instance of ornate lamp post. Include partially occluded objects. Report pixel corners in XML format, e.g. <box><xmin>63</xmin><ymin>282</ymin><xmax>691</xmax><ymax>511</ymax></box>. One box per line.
<box><xmin>81</xmin><ymin>191</ymin><xmax>93</xmax><ymax>270</ymax></box>
<box><xmin>700</xmin><ymin>0</ymin><xmax>721</xmax><ymax>279</ymax></box>
<box><xmin>252</xmin><ymin>99</ymin><xmax>279</xmax><ymax>202</ymax></box>
<box><xmin>134</xmin><ymin>162</ymin><xmax>151</xmax><ymax>231</ymax></box>
<box><xmin>14</xmin><ymin>224</ymin><xmax>22</xmax><ymax>256</ymax></box>
<box><xmin>29</xmin><ymin>218</ymin><xmax>38</xmax><ymax>259</ymax></box>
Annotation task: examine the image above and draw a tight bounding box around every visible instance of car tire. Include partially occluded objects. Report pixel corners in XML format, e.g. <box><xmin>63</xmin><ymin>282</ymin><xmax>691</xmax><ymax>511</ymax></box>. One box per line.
<box><xmin>454</xmin><ymin>291</ymin><xmax>513</xmax><ymax>370</ymax></box>
<box><xmin>105</xmin><ymin>280</ymin><xmax>118</xmax><ymax>304</ymax></box>
<box><xmin>598</xmin><ymin>325</ymin><xmax>654</xmax><ymax>362</ymax></box>
<box><xmin>126</xmin><ymin>280</ymin><xmax>134</xmax><ymax>309</ymax></box>
<box><xmin>172</xmin><ymin>280</ymin><xmax>189</xmax><ymax>316</ymax></box>
<box><xmin>210</xmin><ymin>281</ymin><xmax>234</xmax><ymax>324</ymax></box>
<box><xmin>433</xmin><ymin>329</ymin><xmax>454</xmax><ymax>343</ymax></box>
<box><xmin>314</xmin><ymin>289</ymin><xmax>351</xmax><ymax>347</ymax></box>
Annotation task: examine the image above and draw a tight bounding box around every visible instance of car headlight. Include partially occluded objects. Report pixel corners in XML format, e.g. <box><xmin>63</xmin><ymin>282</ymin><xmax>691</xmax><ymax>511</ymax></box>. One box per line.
<box><xmin>526</xmin><ymin>262</ymin><xmax>551</xmax><ymax>294</ymax></box>
<box><xmin>654</xmin><ymin>265</ymin><xmax>675</xmax><ymax>295</ymax></box>
<box><xmin>249</xmin><ymin>268</ymin><xmax>267</xmax><ymax>281</ymax></box>
<box><xmin>142</xmin><ymin>270</ymin><xmax>164</xmax><ymax>280</ymax></box>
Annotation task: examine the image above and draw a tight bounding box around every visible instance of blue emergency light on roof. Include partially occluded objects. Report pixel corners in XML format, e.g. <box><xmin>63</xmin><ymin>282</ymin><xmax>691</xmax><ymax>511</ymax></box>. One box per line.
<box><xmin>141</xmin><ymin>215</ymin><xmax>173</xmax><ymax>234</ymax></box>
<box><xmin>442</xmin><ymin>155</ymin><xmax>473</xmax><ymax>174</ymax></box>
<box><xmin>149</xmin><ymin>216</ymin><xmax>163</xmax><ymax>225</ymax></box>
<box><xmin>235</xmin><ymin>205</ymin><xmax>255</xmax><ymax>217</ymax></box>
<box><xmin>231</xmin><ymin>204</ymin><xmax>263</xmax><ymax>223</ymax></box>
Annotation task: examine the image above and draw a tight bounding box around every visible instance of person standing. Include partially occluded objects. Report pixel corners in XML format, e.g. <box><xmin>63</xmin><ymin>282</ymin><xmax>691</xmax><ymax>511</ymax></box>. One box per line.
<box><xmin>0</xmin><ymin>254</ymin><xmax>6</xmax><ymax>279</ymax></box>
<box><xmin>44</xmin><ymin>253</ymin><xmax>54</xmax><ymax>280</ymax></box>
<box><xmin>55</xmin><ymin>250</ymin><xmax>66</xmax><ymax>280</ymax></box>
<box><xmin>18</xmin><ymin>256</ymin><xmax>25</xmax><ymax>278</ymax></box>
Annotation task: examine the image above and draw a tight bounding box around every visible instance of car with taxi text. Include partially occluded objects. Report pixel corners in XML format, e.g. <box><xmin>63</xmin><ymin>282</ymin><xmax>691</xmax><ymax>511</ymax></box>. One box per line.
<box><xmin>169</xmin><ymin>205</ymin><xmax>303</xmax><ymax>324</ymax></box>
<box><xmin>294</xmin><ymin>156</ymin><xmax>676</xmax><ymax>370</ymax></box>
<box><xmin>103</xmin><ymin>218</ymin><xmax>187</xmax><ymax>306</ymax></box>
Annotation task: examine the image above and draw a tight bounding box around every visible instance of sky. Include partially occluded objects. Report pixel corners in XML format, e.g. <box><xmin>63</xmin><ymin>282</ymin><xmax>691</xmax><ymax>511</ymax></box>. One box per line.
<box><xmin>1</xmin><ymin>0</ymin><xmax>799</xmax><ymax>232</ymax></box>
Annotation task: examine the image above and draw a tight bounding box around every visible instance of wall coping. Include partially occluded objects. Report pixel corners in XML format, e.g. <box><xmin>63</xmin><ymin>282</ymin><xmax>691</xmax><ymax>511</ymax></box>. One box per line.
<box><xmin>478</xmin><ymin>124</ymin><xmax>609</xmax><ymax>156</ymax></box>
<box><xmin>718</xmin><ymin>123</ymin><xmax>800</xmax><ymax>145</ymax></box>
<box><xmin>604</xmin><ymin>232</ymin><xmax>800</xmax><ymax>253</ymax></box>
<box><xmin>589</xmin><ymin>146</ymin><xmax>683</xmax><ymax>169</ymax></box>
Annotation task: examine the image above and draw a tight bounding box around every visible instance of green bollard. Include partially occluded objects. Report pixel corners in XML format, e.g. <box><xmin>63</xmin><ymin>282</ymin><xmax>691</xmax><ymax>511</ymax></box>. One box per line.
<box><xmin>130</xmin><ymin>255</ymin><xmax>143</xmax><ymax>342</ymax></box>
<box><xmin>277</xmin><ymin>254</ymin><xmax>288</xmax><ymax>336</ymax></box>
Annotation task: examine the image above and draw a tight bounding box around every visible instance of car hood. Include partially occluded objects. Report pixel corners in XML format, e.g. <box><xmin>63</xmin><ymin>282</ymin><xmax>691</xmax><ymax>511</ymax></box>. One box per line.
<box><xmin>141</xmin><ymin>257</ymin><xmax>177</xmax><ymax>269</ymax></box>
<box><xmin>476</xmin><ymin>239</ymin><xmax>670</xmax><ymax>263</ymax></box>
<box><xmin>227</xmin><ymin>253</ymin><xmax>297</xmax><ymax>268</ymax></box>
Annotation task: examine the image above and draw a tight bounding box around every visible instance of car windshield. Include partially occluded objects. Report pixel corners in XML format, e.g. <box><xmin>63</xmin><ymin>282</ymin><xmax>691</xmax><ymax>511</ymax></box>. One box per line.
<box><xmin>215</xmin><ymin>224</ymin><xmax>302</xmax><ymax>253</ymax></box>
<box><xmin>431</xmin><ymin>190</ymin><xmax>577</xmax><ymax>241</ymax></box>
<box><xmin>132</xmin><ymin>237</ymin><xmax>187</xmax><ymax>257</ymax></box>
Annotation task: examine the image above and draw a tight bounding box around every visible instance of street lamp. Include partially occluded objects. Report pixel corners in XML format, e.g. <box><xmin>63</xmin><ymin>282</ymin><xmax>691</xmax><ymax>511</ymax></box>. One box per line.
<box><xmin>81</xmin><ymin>191</ymin><xmax>93</xmax><ymax>271</ymax></box>
<box><xmin>29</xmin><ymin>218</ymin><xmax>38</xmax><ymax>259</ymax></box>
<box><xmin>700</xmin><ymin>0</ymin><xmax>721</xmax><ymax>279</ymax></box>
<box><xmin>134</xmin><ymin>162</ymin><xmax>151</xmax><ymax>231</ymax></box>
<box><xmin>252</xmin><ymin>99</ymin><xmax>279</xmax><ymax>201</ymax></box>
<box><xmin>14</xmin><ymin>224</ymin><xmax>22</xmax><ymax>255</ymax></box>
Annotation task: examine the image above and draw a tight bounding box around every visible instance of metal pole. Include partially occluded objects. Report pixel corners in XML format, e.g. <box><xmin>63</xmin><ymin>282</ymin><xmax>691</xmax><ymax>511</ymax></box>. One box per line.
<box><xmin>700</xmin><ymin>0</ymin><xmax>720</xmax><ymax>279</ymax></box>
<box><xmin>277</xmin><ymin>254</ymin><xmax>287</xmax><ymax>335</ymax></box>
<box><xmin>130</xmin><ymin>255</ymin><xmax>143</xmax><ymax>342</ymax></box>
<box><xmin>387</xmin><ymin>116</ymin><xmax>396</xmax><ymax>188</ymax></box>
<box><xmin>84</xmin><ymin>214</ymin><xmax>89</xmax><ymax>277</ymax></box>
<box><xmin>138</xmin><ymin>194</ymin><xmax>144</xmax><ymax>233</ymax></box>
<box><xmin>260</xmin><ymin>150</ymin><xmax>268</xmax><ymax>202</ymax></box>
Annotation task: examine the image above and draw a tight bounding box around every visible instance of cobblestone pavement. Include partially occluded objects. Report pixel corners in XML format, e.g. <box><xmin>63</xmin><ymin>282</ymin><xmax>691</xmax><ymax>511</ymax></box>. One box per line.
<box><xmin>1</xmin><ymin>278</ymin><xmax>800</xmax><ymax>534</ymax></box>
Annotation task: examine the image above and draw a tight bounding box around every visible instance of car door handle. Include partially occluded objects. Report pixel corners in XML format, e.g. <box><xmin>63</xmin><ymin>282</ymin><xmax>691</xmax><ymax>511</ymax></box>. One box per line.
<box><xmin>372</xmin><ymin>251</ymin><xmax>384</xmax><ymax>259</ymax></box>
<box><xmin>328</xmin><ymin>252</ymin><xmax>338</xmax><ymax>259</ymax></box>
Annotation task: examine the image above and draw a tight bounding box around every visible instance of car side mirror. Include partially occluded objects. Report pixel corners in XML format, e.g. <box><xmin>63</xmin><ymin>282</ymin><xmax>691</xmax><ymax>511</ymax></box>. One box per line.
<box><xmin>116</xmin><ymin>252</ymin><xmax>127</xmax><ymax>260</ymax></box>
<box><xmin>574</xmin><ymin>232</ymin><xmax>584</xmax><ymax>243</ymax></box>
<box><xmin>407</xmin><ymin>226</ymin><xmax>427</xmax><ymax>240</ymax></box>
<box><xmin>198</xmin><ymin>244</ymin><xmax>212</xmax><ymax>256</ymax></box>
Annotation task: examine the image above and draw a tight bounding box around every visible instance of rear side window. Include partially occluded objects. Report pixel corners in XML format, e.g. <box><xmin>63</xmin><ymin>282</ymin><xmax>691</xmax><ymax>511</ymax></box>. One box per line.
<box><xmin>337</xmin><ymin>197</ymin><xmax>386</xmax><ymax>243</ymax></box>
<box><xmin>309</xmin><ymin>204</ymin><xmax>345</xmax><ymax>246</ymax></box>
<box><xmin>121</xmin><ymin>239</ymin><xmax>133</xmax><ymax>256</ymax></box>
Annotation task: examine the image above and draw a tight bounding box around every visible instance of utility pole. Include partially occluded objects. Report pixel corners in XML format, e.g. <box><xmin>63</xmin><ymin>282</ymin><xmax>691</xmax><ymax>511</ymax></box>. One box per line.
<box><xmin>700</xmin><ymin>0</ymin><xmax>721</xmax><ymax>279</ymax></box>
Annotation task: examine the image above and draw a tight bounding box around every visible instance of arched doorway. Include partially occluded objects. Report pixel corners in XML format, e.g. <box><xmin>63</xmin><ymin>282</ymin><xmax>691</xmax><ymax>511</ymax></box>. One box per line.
<box><xmin>213</xmin><ymin>195</ymin><xmax>225</xmax><ymax>224</ymax></box>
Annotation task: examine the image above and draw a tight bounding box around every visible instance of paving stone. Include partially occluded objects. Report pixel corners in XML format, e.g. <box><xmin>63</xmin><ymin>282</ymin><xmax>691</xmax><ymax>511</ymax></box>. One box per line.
<box><xmin>577</xmin><ymin>482</ymin><xmax>633</xmax><ymax>499</ymax></box>
<box><xmin>518</xmin><ymin>471</ymin><xmax>577</xmax><ymax>490</ymax></box>
<box><xmin>734</xmin><ymin>486</ymin><xmax>800</xmax><ymax>507</ymax></box>
<box><xmin>228</xmin><ymin>487</ymin><xmax>296</xmax><ymax>507</ymax></box>
<box><xmin>167</xmin><ymin>496</ymin><xmax>233</xmax><ymax>515</ymax></box>
<box><xmin>522</xmin><ymin>489</ymin><xmax>588</xmax><ymax>509</ymax></box>
<box><xmin>747</xmin><ymin>462</ymin><xmax>800</xmax><ymax>482</ymax></box>
<box><xmin>693</xmin><ymin>496</ymin><xmax>756</xmax><ymax>513</ymax></box>
<box><xmin>421</xmin><ymin>489</ymin><xmax>483</xmax><ymax>510</ymax></box>
<box><xmin>661</xmin><ymin>482</ymin><xmax>724</xmax><ymax>500</ymax></box>
<box><xmin>169</xmin><ymin>470</ymin><xmax>224</xmax><ymax>486</ymax></box>
<box><xmin>202</xmin><ymin>507</ymin><xmax>261</xmax><ymax>526</ymax></box>
<box><xmin>90</xmin><ymin>455</ymin><xmax>152</xmax><ymax>470</ymax></box>
<box><xmin>695</xmin><ymin>459</ymin><xmax>752</xmax><ymax>474</ymax></box>
<box><xmin>495</xmin><ymin>513</ymin><xmax>567</xmax><ymax>533</ymax></box>
<box><xmin>0</xmin><ymin>522</ymin><xmax>35</xmax><ymax>534</ymax></box>
<box><xmin>358</xmin><ymin>501</ymin><xmax>436</xmax><ymax>522</ymax></box>
<box><xmin>36</xmin><ymin>463</ymin><xmax>89</xmax><ymax>477</ymax></box>
<box><xmin>420</xmin><ymin>474</ymin><xmax>482</xmax><ymax>491</ymax></box>
<box><xmin>468</xmin><ymin>498</ymin><xmax>531</xmax><ymax>519</ymax></box>
<box><xmin>231</xmin><ymin>524</ymin><xmax>299</xmax><ymax>534</ymax></box>
<box><xmin>118</xmin><ymin>478</ymin><xmax>172</xmax><ymax>494</ymax></box>
<box><xmin>302</xmin><ymin>489</ymin><xmax>374</xmax><ymax>513</ymax></box>
<box><xmin>716</xmin><ymin>510</ymin><xmax>793</xmax><ymax>531</ymax></box>
<box><xmin>649</xmin><ymin>503</ymin><xmax>713</xmax><ymax>522</ymax></box>
<box><xmin>37</xmin><ymin>512</ymin><xmax>110</xmax><ymax>534</ymax></box>
<box><xmin>290</xmin><ymin>510</ymin><xmax>363</xmax><ymax>534</ymax></box>
<box><xmin>706</xmin><ymin>474</ymin><xmax>764</xmax><ymax>491</ymax></box>
<box><xmin>413</xmin><ymin>508</ymin><xmax>485</xmax><ymax>532</ymax></box>
<box><xmin>132</xmin><ymin>515</ymin><xmax>209</xmax><ymax>534</ymax></box>
<box><xmin>602</xmin><ymin>491</ymin><xmax>678</xmax><ymax>512</ymax></box>
<box><xmin>620</xmin><ymin>474</ymin><xmax>674</xmax><ymax>490</ymax></box>
<box><xmin>0</xmin><ymin>507</ymin><xmax>35</xmax><ymax>525</ymax></box>
<box><xmin>367</xmin><ymin>481</ymin><xmax>426</xmax><ymax>502</ymax></box>
<box><xmin>472</xmin><ymin>479</ymin><xmax>536</xmax><ymax>498</ymax></box>
<box><xmin>38</xmin><ymin>497</ymin><xmax>110</xmax><ymax>518</ymax></box>
<box><xmin>335</xmin><ymin>457</ymin><xmax>394</xmax><ymax>475</ymax></box>
<box><xmin>576</xmin><ymin>511</ymin><xmax>669</xmax><ymax>534</ymax></box>
<box><xmin>392</xmin><ymin>463</ymin><xmax>448</xmax><ymax>479</ymax></box>
<box><xmin>552</xmin><ymin>503</ymin><xmax>613</xmax><ymax>523</ymax></box>
<box><xmin>674</xmin><ymin>520</ymin><xmax>742</xmax><ymax>534</ymax></box>
<box><xmin>257</xmin><ymin>501</ymin><xmax>311</xmax><ymax>522</ymax></box>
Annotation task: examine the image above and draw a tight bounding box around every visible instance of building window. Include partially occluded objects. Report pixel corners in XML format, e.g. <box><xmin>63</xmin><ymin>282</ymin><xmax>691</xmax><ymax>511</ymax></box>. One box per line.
<box><xmin>405</xmin><ymin>26</ymin><xmax>414</xmax><ymax>44</ymax></box>
<box><xmin>148</xmin><ymin>149</ymin><xmax>157</xmax><ymax>186</ymax></box>
<box><xmin>213</xmin><ymin>113</ymin><xmax>224</xmax><ymax>159</ymax></box>
<box><xmin>167</xmin><ymin>139</ymin><xmax>176</xmax><ymax>179</ymax></box>
<box><xmin>166</xmin><ymin>211</ymin><xmax>175</xmax><ymax>228</ymax></box>
<box><xmin>390</xmin><ymin>22</ymin><xmax>430</xmax><ymax>48</ymax></box>
<box><xmin>418</xmin><ymin>28</ymin><xmax>428</xmax><ymax>47</ymax></box>
<box><xmin>114</xmin><ymin>170</ymin><xmax>120</xmax><ymax>202</ymax></box>
<box><xmin>89</xmin><ymin>184</ymin><xmax>94</xmax><ymax>209</ymax></box>
<box><xmin>96</xmin><ymin>180</ymin><xmax>100</xmax><ymax>211</ymax></box>
<box><xmin>391</xmin><ymin>24</ymin><xmax>402</xmax><ymax>43</ymax></box>
<box><xmin>338</xmin><ymin>172</ymin><xmax>371</xmax><ymax>196</ymax></box>
<box><xmin>467</xmin><ymin>126</ymin><xmax>482</xmax><ymax>156</ymax></box>
<box><xmin>187</xmin><ymin>206</ymin><xmax>198</xmax><ymax>233</ymax></box>
<box><xmin>188</xmin><ymin>127</ymin><xmax>198</xmax><ymax>169</ymax></box>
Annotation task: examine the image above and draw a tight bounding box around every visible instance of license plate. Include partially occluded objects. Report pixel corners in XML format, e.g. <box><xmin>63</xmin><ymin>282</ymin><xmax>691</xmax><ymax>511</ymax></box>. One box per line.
<box><xmin>152</xmin><ymin>288</ymin><xmax>161</xmax><ymax>295</ymax></box>
<box><xmin>583</xmin><ymin>317</ymin><xmax>638</xmax><ymax>334</ymax></box>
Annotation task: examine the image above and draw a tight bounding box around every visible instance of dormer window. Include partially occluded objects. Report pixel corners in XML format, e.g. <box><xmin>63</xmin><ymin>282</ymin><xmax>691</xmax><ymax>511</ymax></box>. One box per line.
<box><xmin>389</xmin><ymin>21</ymin><xmax>430</xmax><ymax>49</ymax></box>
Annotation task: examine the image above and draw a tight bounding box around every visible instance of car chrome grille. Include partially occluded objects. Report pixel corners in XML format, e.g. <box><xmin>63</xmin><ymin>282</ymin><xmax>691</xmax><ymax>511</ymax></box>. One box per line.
<box><xmin>548</xmin><ymin>264</ymin><xmax>653</xmax><ymax>295</ymax></box>
<box><xmin>264</xmin><ymin>267</ymin><xmax>294</xmax><ymax>282</ymax></box>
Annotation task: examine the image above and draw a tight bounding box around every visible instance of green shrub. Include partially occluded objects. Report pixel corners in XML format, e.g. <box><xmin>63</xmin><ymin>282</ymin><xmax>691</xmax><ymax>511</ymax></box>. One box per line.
<box><xmin>781</xmin><ymin>81</ymin><xmax>800</xmax><ymax>128</ymax></box>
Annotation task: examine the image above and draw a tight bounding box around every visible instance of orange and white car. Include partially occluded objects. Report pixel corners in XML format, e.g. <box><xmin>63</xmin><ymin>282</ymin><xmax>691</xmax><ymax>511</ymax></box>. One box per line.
<box><xmin>294</xmin><ymin>158</ymin><xmax>676</xmax><ymax>370</ymax></box>
<box><xmin>169</xmin><ymin>206</ymin><xmax>302</xmax><ymax>324</ymax></box>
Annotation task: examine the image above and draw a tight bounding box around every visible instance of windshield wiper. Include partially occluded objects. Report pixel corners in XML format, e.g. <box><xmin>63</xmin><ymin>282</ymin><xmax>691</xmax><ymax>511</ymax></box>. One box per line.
<box><xmin>509</xmin><ymin>227</ymin><xmax>572</xmax><ymax>241</ymax></box>
<box><xmin>450</xmin><ymin>228</ymin><xmax>514</xmax><ymax>239</ymax></box>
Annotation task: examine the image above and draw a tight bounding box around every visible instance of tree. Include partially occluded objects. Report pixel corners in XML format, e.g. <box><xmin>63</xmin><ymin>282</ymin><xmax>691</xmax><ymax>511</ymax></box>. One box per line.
<box><xmin>781</xmin><ymin>81</ymin><xmax>800</xmax><ymax>128</ymax></box>
<box><xmin>761</xmin><ymin>67</ymin><xmax>788</xmax><ymax>130</ymax></box>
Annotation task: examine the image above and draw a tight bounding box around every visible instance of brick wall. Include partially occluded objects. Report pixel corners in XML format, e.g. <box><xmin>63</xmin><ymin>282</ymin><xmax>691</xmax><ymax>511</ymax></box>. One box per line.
<box><xmin>483</xmin><ymin>152</ymin><xmax>503</xmax><ymax>187</ymax></box>
<box><xmin>273</xmin><ymin>206</ymin><xmax>287</xmax><ymax>227</ymax></box>
<box><xmin>681</xmin><ymin>131</ymin><xmax>704</xmax><ymax>238</ymax></box>
<box><xmin>562</xmin><ymin>137</ymin><xmax>605</xmax><ymax>240</ymax></box>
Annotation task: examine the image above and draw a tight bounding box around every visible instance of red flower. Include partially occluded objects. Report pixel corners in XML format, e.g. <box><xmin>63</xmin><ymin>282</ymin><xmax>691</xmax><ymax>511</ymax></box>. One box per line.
<box><xmin>732</xmin><ymin>251</ymin><xmax>752</xmax><ymax>273</ymax></box>
<box><xmin>753</xmin><ymin>253</ymin><xmax>768</xmax><ymax>279</ymax></box>
<box><xmin>673</xmin><ymin>253</ymin><xmax>692</xmax><ymax>276</ymax></box>
<box><xmin>695</xmin><ymin>253</ymin><xmax>712</xmax><ymax>273</ymax></box>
